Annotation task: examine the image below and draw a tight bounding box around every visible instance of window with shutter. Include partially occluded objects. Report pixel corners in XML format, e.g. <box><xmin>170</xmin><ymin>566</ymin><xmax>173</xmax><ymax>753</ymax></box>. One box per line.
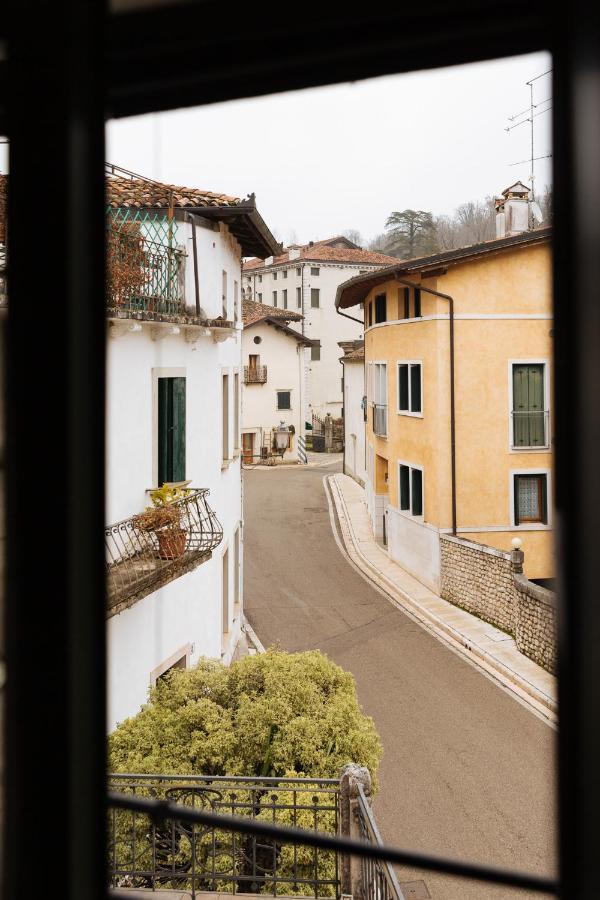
<box><xmin>413</xmin><ymin>288</ymin><xmax>421</xmax><ymax>318</ymax></box>
<box><xmin>512</xmin><ymin>363</ymin><xmax>546</xmax><ymax>448</ymax></box>
<box><xmin>311</xmin><ymin>288</ymin><xmax>320</xmax><ymax>308</ymax></box>
<box><xmin>158</xmin><ymin>376</ymin><xmax>186</xmax><ymax>485</ymax></box>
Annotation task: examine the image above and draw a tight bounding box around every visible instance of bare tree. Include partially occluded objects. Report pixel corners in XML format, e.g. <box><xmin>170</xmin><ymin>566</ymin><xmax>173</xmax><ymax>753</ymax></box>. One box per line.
<box><xmin>342</xmin><ymin>229</ymin><xmax>364</xmax><ymax>248</ymax></box>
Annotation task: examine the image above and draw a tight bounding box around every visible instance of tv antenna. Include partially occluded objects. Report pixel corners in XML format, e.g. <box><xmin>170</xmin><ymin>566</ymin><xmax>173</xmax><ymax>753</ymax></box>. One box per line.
<box><xmin>505</xmin><ymin>69</ymin><xmax>552</xmax><ymax>226</ymax></box>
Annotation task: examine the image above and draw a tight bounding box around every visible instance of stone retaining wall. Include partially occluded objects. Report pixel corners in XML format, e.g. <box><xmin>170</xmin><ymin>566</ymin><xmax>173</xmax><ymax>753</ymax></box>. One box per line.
<box><xmin>440</xmin><ymin>534</ymin><xmax>557</xmax><ymax>673</ymax></box>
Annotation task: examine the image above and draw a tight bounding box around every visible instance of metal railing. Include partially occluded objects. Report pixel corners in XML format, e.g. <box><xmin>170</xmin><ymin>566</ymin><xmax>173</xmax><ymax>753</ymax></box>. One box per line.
<box><xmin>106</xmin><ymin>222</ymin><xmax>186</xmax><ymax>316</ymax></box>
<box><xmin>373</xmin><ymin>404</ymin><xmax>387</xmax><ymax>437</ymax></box>
<box><xmin>355</xmin><ymin>784</ymin><xmax>405</xmax><ymax>900</ymax></box>
<box><xmin>107</xmin><ymin>774</ymin><xmax>340</xmax><ymax>898</ymax></box>
<box><xmin>244</xmin><ymin>365</ymin><xmax>268</xmax><ymax>384</ymax></box>
<box><xmin>105</xmin><ymin>489</ymin><xmax>223</xmax><ymax>608</ymax></box>
<box><xmin>511</xmin><ymin>410</ymin><xmax>550</xmax><ymax>449</ymax></box>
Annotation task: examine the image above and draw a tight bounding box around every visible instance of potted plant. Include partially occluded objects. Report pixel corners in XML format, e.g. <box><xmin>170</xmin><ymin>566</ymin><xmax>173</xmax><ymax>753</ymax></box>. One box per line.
<box><xmin>133</xmin><ymin>483</ymin><xmax>191</xmax><ymax>560</ymax></box>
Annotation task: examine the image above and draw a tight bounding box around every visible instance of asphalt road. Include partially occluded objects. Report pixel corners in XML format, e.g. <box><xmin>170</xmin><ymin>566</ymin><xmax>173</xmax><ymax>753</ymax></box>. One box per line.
<box><xmin>243</xmin><ymin>462</ymin><xmax>557</xmax><ymax>900</ymax></box>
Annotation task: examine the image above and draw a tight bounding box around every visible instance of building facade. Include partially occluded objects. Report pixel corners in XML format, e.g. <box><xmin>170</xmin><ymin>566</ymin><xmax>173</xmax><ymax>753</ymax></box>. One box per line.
<box><xmin>241</xmin><ymin>300</ymin><xmax>312</xmax><ymax>464</ymax></box>
<box><xmin>336</xmin><ymin>220</ymin><xmax>553</xmax><ymax>589</ymax></box>
<box><xmin>105</xmin><ymin>169</ymin><xmax>279</xmax><ymax>730</ymax></box>
<box><xmin>340</xmin><ymin>342</ymin><xmax>367</xmax><ymax>486</ymax></box>
<box><xmin>243</xmin><ymin>237</ymin><xmax>397</xmax><ymax>421</ymax></box>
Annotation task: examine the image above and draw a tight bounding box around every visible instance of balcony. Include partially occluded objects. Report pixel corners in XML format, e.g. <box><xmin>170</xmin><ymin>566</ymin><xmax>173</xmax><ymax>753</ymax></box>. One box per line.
<box><xmin>107</xmin><ymin>768</ymin><xmax>403</xmax><ymax>900</ymax></box>
<box><xmin>373</xmin><ymin>403</ymin><xmax>387</xmax><ymax>438</ymax></box>
<box><xmin>511</xmin><ymin>410</ymin><xmax>550</xmax><ymax>449</ymax></box>
<box><xmin>244</xmin><ymin>365</ymin><xmax>268</xmax><ymax>384</ymax></box>
<box><xmin>105</xmin><ymin>488</ymin><xmax>223</xmax><ymax>613</ymax></box>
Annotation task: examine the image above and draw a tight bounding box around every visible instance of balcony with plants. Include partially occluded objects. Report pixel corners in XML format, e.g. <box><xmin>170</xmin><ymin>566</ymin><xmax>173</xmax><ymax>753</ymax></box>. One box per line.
<box><xmin>105</xmin><ymin>484</ymin><xmax>223</xmax><ymax>615</ymax></box>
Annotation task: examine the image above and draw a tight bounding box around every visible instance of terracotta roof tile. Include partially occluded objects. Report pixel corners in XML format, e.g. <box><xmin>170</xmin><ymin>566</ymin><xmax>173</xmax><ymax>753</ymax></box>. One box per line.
<box><xmin>242</xmin><ymin>299</ymin><xmax>303</xmax><ymax>326</ymax></box>
<box><xmin>243</xmin><ymin>239</ymin><xmax>398</xmax><ymax>271</ymax></box>
<box><xmin>106</xmin><ymin>175</ymin><xmax>241</xmax><ymax>210</ymax></box>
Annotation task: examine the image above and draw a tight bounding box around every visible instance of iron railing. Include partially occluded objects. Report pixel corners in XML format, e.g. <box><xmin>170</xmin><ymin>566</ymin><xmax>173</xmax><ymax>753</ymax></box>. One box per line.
<box><xmin>244</xmin><ymin>365</ymin><xmax>268</xmax><ymax>384</ymax></box>
<box><xmin>105</xmin><ymin>489</ymin><xmax>223</xmax><ymax>609</ymax></box>
<box><xmin>107</xmin><ymin>774</ymin><xmax>340</xmax><ymax>898</ymax></box>
<box><xmin>373</xmin><ymin>404</ymin><xmax>387</xmax><ymax>437</ymax></box>
<box><xmin>511</xmin><ymin>409</ymin><xmax>550</xmax><ymax>449</ymax></box>
<box><xmin>106</xmin><ymin>207</ymin><xmax>186</xmax><ymax>316</ymax></box>
<box><xmin>355</xmin><ymin>784</ymin><xmax>405</xmax><ymax>900</ymax></box>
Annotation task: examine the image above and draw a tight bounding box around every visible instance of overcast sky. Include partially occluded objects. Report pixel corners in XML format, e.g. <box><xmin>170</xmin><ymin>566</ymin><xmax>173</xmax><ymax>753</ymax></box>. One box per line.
<box><xmin>104</xmin><ymin>51</ymin><xmax>551</xmax><ymax>246</ymax></box>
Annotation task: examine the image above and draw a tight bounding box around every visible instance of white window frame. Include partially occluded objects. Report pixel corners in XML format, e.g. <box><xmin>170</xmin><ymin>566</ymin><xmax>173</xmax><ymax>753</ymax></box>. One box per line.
<box><xmin>397</xmin><ymin>459</ymin><xmax>425</xmax><ymax>522</ymax></box>
<box><xmin>221</xmin><ymin>368</ymin><xmax>231</xmax><ymax>464</ymax></box>
<box><xmin>371</xmin><ymin>361</ymin><xmax>387</xmax><ymax>438</ymax></box>
<box><xmin>509</xmin><ymin>468</ymin><xmax>553</xmax><ymax>529</ymax></box>
<box><xmin>233</xmin><ymin>369</ymin><xmax>240</xmax><ymax>455</ymax></box>
<box><xmin>508</xmin><ymin>358</ymin><xmax>551</xmax><ymax>452</ymax></box>
<box><xmin>397</xmin><ymin>360</ymin><xmax>424</xmax><ymax>417</ymax></box>
<box><xmin>150</xmin><ymin>643</ymin><xmax>192</xmax><ymax>687</ymax></box>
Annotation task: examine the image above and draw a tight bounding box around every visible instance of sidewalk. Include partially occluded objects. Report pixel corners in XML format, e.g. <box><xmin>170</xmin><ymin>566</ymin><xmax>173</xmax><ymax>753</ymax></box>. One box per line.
<box><xmin>327</xmin><ymin>473</ymin><xmax>557</xmax><ymax>723</ymax></box>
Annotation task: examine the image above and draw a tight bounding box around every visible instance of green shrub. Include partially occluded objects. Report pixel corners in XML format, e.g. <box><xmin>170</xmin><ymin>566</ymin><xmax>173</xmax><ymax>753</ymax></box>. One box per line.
<box><xmin>109</xmin><ymin>648</ymin><xmax>382</xmax><ymax>787</ymax></box>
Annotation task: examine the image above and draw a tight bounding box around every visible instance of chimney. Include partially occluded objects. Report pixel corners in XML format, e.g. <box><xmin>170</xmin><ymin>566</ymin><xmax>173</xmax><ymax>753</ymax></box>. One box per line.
<box><xmin>288</xmin><ymin>247</ymin><xmax>301</xmax><ymax>261</ymax></box>
<box><xmin>264</xmin><ymin>256</ymin><xmax>274</xmax><ymax>266</ymax></box>
<box><xmin>496</xmin><ymin>181</ymin><xmax>530</xmax><ymax>238</ymax></box>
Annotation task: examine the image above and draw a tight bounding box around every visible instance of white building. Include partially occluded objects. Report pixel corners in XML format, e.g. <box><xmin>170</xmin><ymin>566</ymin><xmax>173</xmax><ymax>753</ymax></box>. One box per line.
<box><xmin>241</xmin><ymin>300</ymin><xmax>313</xmax><ymax>464</ymax></box>
<box><xmin>105</xmin><ymin>168</ymin><xmax>279</xmax><ymax>730</ymax></box>
<box><xmin>242</xmin><ymin>237</ymin><xmax>397</xmax><ymax>421</ymax></box>
<box><xmin>339</xmin><ymin>341</ymin><xmax>366</xmax><ymax>486</ymax></box>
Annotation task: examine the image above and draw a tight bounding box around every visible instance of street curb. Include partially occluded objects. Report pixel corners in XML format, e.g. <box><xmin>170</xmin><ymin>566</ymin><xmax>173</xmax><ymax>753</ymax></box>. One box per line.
<box><xmin>326</xmin><ymin>474</ymin><xmax>558</xmax><ymax>724</ymax></box>
<box><xmin>243</xmin><ymin>456</ymin><xmax>342</xmax><ymax>471</ymax></box>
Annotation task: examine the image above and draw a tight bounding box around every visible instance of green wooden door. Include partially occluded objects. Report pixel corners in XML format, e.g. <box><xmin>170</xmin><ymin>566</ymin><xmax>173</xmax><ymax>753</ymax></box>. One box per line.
<box><xmin>513</xmin><ymin>364</ymin><xmax>544</xmax><ymax>447</ymax></box>
<box><xmin>158</xmin><ymin>376</ymin><xmax>186</xmax><ymax>484</ymax></box>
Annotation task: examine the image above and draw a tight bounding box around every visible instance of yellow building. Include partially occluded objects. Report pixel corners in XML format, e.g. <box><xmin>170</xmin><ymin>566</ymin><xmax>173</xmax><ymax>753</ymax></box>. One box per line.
<box><xmin>336</xmin><ymin>224</ymin><xmax>553</xmax><ymax>588</ymax></box>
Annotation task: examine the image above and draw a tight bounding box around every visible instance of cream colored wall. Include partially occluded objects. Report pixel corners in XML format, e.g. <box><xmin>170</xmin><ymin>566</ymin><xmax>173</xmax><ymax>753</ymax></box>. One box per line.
<box><xmin>363</xmin><ymin>241</ymin><xmax>554</xmax><ymax>579</ymax></box>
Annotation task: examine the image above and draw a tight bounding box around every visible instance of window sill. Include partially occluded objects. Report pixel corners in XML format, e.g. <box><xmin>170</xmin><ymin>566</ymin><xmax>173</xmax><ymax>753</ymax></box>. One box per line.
<box><xmin>397</xmin><ymin>410</ymin><xmax>424</xmax><ymax>418</ymax></box>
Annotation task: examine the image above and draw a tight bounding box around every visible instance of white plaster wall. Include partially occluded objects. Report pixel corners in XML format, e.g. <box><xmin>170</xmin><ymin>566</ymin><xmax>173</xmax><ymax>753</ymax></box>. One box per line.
<box><xmin>386</xmin><ymin>505</ymin><xmax>441</xmax><ymax>592</ymax></box>
<box><xmin>241</xmin><ymin>321</ymin><xmax>304</xmax><ymax>462</ymax></box>
<box><xmin>106</xmin><ymin>222</ymin><xmax>243</xmax><ymax>732</ymax></box>
<box><xmin>181</xmin><ymin>218</ymin><xmax>243</xmax><ymax>322</ymax></box>
<box><xmin>343</xmin><ymin>360</ymin><xmax>366</xmax><ymax>486</ymax></box>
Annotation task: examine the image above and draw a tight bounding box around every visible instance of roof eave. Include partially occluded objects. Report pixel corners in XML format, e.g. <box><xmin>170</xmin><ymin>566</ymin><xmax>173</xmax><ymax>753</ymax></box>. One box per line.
<box><xmin>192</xmin><ymin>203</ymin><xmax>281</xmax><ymax>258</ymax></box>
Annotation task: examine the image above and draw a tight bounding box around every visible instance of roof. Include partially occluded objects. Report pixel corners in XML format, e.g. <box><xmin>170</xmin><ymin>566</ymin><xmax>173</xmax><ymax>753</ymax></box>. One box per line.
<box><xmin>104</xmin><ymin>167</ymin><xmax>281</xmax><ymax>258</ymax></box>
<box><xmin>243</xmin><ymin>237</ymin><xmax>398</xmax><ymax>272</ymax></box>
<box><xmin>336</xmin><ymin>226</ymin><xmax>552</xmax><ymax>309</ymax></box>
<box><xmin>339</xmin><ymin>341</ymin><xmax>365</xmax><ymax>362</ymax></box>
<box><xmin>242</xmin><ymin>298</ymin><xmax>303</xmax><ymax>326</ymax></box>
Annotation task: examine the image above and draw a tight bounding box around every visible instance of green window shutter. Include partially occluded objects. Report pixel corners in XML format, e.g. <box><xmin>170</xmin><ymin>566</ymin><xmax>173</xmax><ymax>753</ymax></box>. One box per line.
<box><xmin>399</xmin><ymin>465</ymin><xmax>410</xmax><ymax>510</ymax></box>
<box><xmin>513</xmin><ymin>364</ymin><xmax>545</xmax><ymax>446</ymax></box>
<box><xmin>158</xmin><ymin>378</ymin><xmax>170</xmax><ymax>486</ymax></box>
<box><xmin>172</xmin><ymin>377</ymin><xmax>186</xmax><ymax>482</ymax></box>
<box><xmin>398</xmin><ymin>365</ymin><xmax>409</xmax><ymax>410</ymax></box>
<box><xmin>411</xmin><ymin>468</ymin><xmax>423</xmax><ymax>516</ymax></box>
<box><xmin>410</xmin><ymin>364</ymin><xmax>422</xmax><ymax>412</ymax></box>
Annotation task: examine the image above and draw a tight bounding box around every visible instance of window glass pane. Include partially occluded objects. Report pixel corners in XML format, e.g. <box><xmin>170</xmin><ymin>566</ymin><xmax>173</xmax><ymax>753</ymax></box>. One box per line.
<box><xmin>413</xmin><ymin>288</ymin><xmax>421</xmax><ymax>317</ymax></box>
<box><xmin>375</xmin><ymin>294</ymin><xmax>386</xmax><ymax>323</ymax></box>
<box><xmin>368</xmin><ymin>302</ymin><xmax>372</xmax><ymax>327</ymax></box>
<box><xmin>273</xmin><ymin>291</ymin><xmax>277</xmax><ymax>307</ymax></box>
<box><xmin>311</xmin><ymin>288</ymin><xmax>320</xmax><ymax>308</ymax></box>
<box><xmin>410</xmin><ymin>364</ymin><xmax>421</xmax><ymax>412</ymax></box>
<box><xmin>517</xmin><ymin>475</ymin><xmax>544</xmax><ymax>522</ymax></box>
<box><xmin>399</xmin><ymin>465</ymin><xmax>410</xmax><ymax>510</ymax></box>
<box><xmin>311</xmin><ymin>345</ymin><xmax>320</xmax><ymax>361</ymax></box>
<box><xmin>411</xmin><ymin>468</ymin><xmax>423</xmax><ymax>516</ymax></box>
<box><xmin>398</xmin><ymin>365</ymin><xmax>409</xmax><ymax>410</ymax></box>
<box><xmin>404</xmin><ymin>287</ymin><xmax>410</xmax><ymax>319</ymax></box>
<box><xmin>296</xmin><ymin>287</ymin><xmax>301</xmax><ymax>307</ymax></box>
<box><xmin>277</xmin><ymin>391</ymin><xmax>291</xmax><ymax>410</ymax></box>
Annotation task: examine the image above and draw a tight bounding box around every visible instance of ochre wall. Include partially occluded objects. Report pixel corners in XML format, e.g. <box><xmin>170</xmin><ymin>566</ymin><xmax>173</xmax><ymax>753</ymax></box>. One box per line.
<box><xmin>363</xmin><ymin>241</ymin><xmax>554</xmax><ymax>579</ymax></box>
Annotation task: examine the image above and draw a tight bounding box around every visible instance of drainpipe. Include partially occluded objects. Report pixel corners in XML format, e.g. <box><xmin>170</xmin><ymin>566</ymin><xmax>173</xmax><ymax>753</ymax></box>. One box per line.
<box><xmin>394</xmin><ymin>276</ymin><xmax>457</xmax><ymax>536</ymax></box>
<box><xmin>184</xmin><ymin>212</ymin><xmax>201</xmax><ymax>316</ymax></box>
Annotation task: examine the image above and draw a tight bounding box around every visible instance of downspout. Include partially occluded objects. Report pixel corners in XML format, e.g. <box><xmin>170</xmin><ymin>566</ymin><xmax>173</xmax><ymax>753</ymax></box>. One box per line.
<box><xmin>341</xmin><ymin>359</ymin><xmax>346</xmax><ymax>475</ymax></box>
<box><xmin>185</xmin><ymin>212</ymin><xmax>201</xmax><ymax>316</ymax></box>
<box><xmin>395</xmin><ymin>275</ymin><xmax>457</xmax><ymax>536</ymax></box>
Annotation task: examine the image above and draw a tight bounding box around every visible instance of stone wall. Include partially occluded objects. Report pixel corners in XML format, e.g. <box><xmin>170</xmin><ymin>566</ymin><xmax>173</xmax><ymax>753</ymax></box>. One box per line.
<box><xmin>440</xmin><ymin>533</ymin><xmax>557</xmax><ymax>673</ymax></box>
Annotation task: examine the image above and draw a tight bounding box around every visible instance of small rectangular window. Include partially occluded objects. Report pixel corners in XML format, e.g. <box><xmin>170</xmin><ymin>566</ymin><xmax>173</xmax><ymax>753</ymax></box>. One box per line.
<box><xmin>375</xmin><ymin>293</ymin><xmax>387</xmax><ymax>324</ymax></box>
<box><xmin>414</xmin><ymin>288</ymin><xmax>422</xmax><ymax>318</ymax></box>
<box><xmin>296</xmin><ymin>266</ymin><xmax>301</xmax><ymax>276</ymax></box>
<box><xmin>273</xmin><ymin>271</ymin><xmax>278</xmax><ymax>280</ymax></box>
<box><xmin>296</xmin><ymin>286</ymin><xmax>302</xmax><ymax>308</ymax></box>
<box><xmin>514</xmin><ymin>474</ymin><xmax>548</xmax><ymax>525</ymax></box>
<box><xmin>398</xmin><ymin>362</ymin><xmax>422</xmax><ymax>414</ymax></box>
<box><xmin>403</xmin><ymin>287</ymin><xmax>410</xmax><ymax>319</ymax></box>
<box><xmin>273</xmin><ymin>291</ymin><xmax>277</xmax><ymax>307</ymax></box>
<box><xmin>311</xmin><ymin>267</ymin><xmax>320</xmax><ymax>276</ymax></box>
<box><xmin>368</xmin><ymin>302</ymin><xmax>373</xmax><ymax>328</ymax></box>
<box><xmin>398</xmin><ymin>365</ymin><xmax>409</xmax><ymax>410</ymax></box>
<box><xmin>158</xmin><ymin>376</ymin><xmax>186</xmax><ymax>485</ymax></box>
<box><xmin>222</xmin><ymin>270</ymin><xmax>228</xmax><ymax>317</ymax></box>
<box><xmin>222</xmin><ymin>373</ymin><xmax>229</xmax><ymax>461</ymax></box>
<box><xmin>234</xmin><ymin>280</ymin><xmax>239</xmax><ymax>320</ymax></box>
<box><xmin>311</xmin><ymin>344</ymin><xmax>321</xmax><ymax>361</ymax></box>
<box><xmin>277</xmin><ymin>390</ymin><xmax>291</xmax><ymax>410</ymax></box>
<box><xmin>398</xmin><ymin>462</ymin><xmax>424</xmax><ymax>517</ymax></box>
<box><xmin>283</xmin><ymin>289</ymin><xmax>288</xmax><ymax>309</ymax></box>
<box><xmin>258</xmin><ymin>274</ymin><xmax>262</xmax><ymax>283</ymax></box>
<box><xmin>410</xmin><ymin>364</ymin><xmax>422</xmax><ymax>412</ymax></box>
<box><xmin>258</xmin><ymin>293</ymin><xmax>262</xmax><ymax>302</ymax></box>
<box><xmin>283</xmin><ymin>270</ymin><xmax>288</xmax><ymax>279</ymax></box>
<box><xmin>311</xmin><ymin>288</ymin><xmax>320</xmax><ymax>308</ymax></box>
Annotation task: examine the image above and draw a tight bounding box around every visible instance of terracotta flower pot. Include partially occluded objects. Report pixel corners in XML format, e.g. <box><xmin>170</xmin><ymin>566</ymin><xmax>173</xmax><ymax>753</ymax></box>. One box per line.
<box><xmin>157</xmin><ymin>527</ymin><xmax>187</xmax><ymax>560</ymax></box>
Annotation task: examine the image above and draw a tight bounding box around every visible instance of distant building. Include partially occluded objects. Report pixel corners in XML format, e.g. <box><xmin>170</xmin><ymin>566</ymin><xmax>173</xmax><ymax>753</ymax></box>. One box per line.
<box><xmin>339</xmin><ymin>341</ymin><xmax>366</xmax><ymax>486</ymax></box>
<box><xmin>336</xmin><ymin>199</ymin><xmax>553</xmax><ymax>589</ymax></box>
<box><xmin>104</xmin><ymin>168</ymin><xmax>279</xmax><ymax>729</ymax></box>
<box><xmin>241</xmin><ymin>300</ymin><xmax>313</xmax><ymax>464</ymax></box>
<box><xmin>243</xmin><ymin>236</ymin><xmax>397</xmax><ymax>421</ymax></box>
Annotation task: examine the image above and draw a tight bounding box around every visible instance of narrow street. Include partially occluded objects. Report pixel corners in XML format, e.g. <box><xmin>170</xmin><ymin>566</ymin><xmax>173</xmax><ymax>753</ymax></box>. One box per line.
<box><xmin>243</xmin><ymin>462</ymin><xmax>556</xmax><ymax>900</ymax></box>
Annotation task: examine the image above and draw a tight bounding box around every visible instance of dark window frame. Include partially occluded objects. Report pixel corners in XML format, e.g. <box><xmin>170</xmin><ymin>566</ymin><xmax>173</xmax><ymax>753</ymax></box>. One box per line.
<box><xmin>277</xmin><ymin>390</ymin><xmax>292</xmax><ymax>410</ymax></box>
<box><xmin>514</xmin><ymin>473</ymin><xmax>549</xmax><ymax>526</ymax></box>
<box><xmin>374</xmin><ymin>293</ymin><xmax>387</xmax><ymax>324</ymax></box>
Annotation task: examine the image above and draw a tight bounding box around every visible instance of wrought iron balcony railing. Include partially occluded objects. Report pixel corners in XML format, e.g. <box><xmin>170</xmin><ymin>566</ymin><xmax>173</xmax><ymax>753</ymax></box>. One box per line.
<box><xmin>105</xmin><ymin>489</ymin><xmax>223</xmax><ymax>611</ymax></box>
<box><xmin>107</xmin><ymin>773</ymin><xmax>341</xmax><ymax>898</ymax></box>
<box><xmin>511</xmin><ymin>410</ymin><xmax>550</xmax><ymax>449</ymax></box>
<box><xmin>244</xmin><ymin>365</ymin><xmax>268</xmax><ymax>384</ymax></box>
<box><xmin>373</xmin><ymin>403</ymin><xmax>387</xmax><ymax>438</ymax></box>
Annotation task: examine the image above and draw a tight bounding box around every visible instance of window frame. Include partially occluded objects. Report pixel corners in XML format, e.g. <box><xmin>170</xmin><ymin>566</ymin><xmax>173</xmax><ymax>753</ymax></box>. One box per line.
<box><xmin>397</xmin><ymin>360</ymin><xmax>423</xmax><ymax>417</ymax></box>
<box><xmin>310</xmin><ymin>266</ymin><xmax>320</xmax><ymax>276</ymax></box>
<box><xmin>374</xmin><ymin>292</ymin><xmax>387</xmax><ymax>324</ymax></box>
<box><xmin>509</xmin><ymin>468</ymin><xmax>553</xmax><ymax>529</ymax></box>
<box><xmin>508</xmin><ymin>358</ymin><xmax>551</xmax><ymax>452</ymax></box>
<box><xmin>311</xmin><ymin>343</ymin><xmax>321</xmax><ymax>361</ymax></box>
<box><xmin>310</xmin><ymin>288</ymin><xmax>320</xmax><ymax>308</ymax></box>
<box><xmin>272</xmin><ymin>290</ymin><xmax>277</xmax><ymax>307</ymax></box>
<box><xmin>152</xmin><ymin>366</ymin><xmax>186</xmax><ymax>488</ymax></box>
<box><xmin>276</xmin><ymin>389</ymin><xmax>292</xmax><ymax>411</ymax></box>
<box><xmin>397</xmin><ymin>459</ymin><xmax>425</xmax><ymax>521</ymax></box>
